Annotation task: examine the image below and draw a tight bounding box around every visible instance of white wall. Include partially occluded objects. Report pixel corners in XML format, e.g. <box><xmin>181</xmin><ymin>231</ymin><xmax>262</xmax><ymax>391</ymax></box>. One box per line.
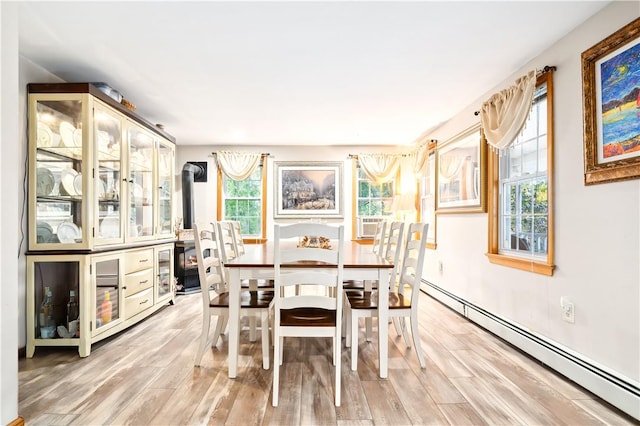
<box><xmin>1</xmin><ymin>3</ymin><xmax>20</xmax><ymax>424</ymax></box>
<box><xmin>422</xmin><ymin>0</ymin><xmax>639</xmax><ymax>387</ymax></box>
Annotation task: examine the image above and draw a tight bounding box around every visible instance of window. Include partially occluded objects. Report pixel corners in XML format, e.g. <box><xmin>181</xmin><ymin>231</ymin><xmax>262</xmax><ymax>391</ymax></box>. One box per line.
<box><xmin>217</xmin><ymin>157</ymin><xmax>267</xmax><ymax>241</ymax></box>
<box><xmin>353</xmin><ymin>162</ymin><xmax>395</xmax><ymax>239</ymax></box>
<box><xmin>487</xmin><ymin>71</ymin><xmax>554</xmax><ymax>275</ymax></box>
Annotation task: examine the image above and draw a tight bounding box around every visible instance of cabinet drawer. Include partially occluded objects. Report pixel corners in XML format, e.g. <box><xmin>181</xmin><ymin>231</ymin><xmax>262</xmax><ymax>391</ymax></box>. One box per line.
<box><xmin>123</xmin><ymin>249</ymin><xmax>153</xmax><ymax>274</ymax></box>
<box><xmin>123</xmin><ymin>268</ymin><xmax>154</xmax><ymax>297</ymax></box>
<box><xmin>125</xmin><ymin>287</ymin><xmax>153</xmax><ymax>319</ymax></box>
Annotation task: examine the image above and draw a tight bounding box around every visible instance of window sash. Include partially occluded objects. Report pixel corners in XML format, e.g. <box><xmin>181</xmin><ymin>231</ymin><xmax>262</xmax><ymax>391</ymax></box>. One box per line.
<box><xmin>222</xmin><ymin>167</ymin><xmax>263</xmax><ymax>237</ymax></box>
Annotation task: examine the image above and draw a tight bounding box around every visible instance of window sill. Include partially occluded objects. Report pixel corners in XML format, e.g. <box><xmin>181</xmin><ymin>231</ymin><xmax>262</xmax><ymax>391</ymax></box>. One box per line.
<box><xmin>353</xmin><ymin>239</ymin><xmax>373</xmax><ymax>245</ymax></box>
<box><xmin>486</xmin><ymin>253</ymin><xmax>555</xmax><ymax>276</ymax></box>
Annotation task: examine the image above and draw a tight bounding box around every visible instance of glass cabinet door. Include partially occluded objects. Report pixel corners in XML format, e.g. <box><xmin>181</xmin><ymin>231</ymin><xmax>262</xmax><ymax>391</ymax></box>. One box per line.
<box><xmin>157</xmin><ymin>139</ymin><xmax>174</xmax><ymax>237</ymax></box>
<box><xmin>156</xmin><ymin>245</ymin><xmax>173</xmax><ymax>302</ymax></box>
<box><xmin>32</xmin><ymin>96</ymin><xmax>86</xmax><ymax>249</ymax></box>
<box><xmin>92</xmin><ymin>255</ymin><xmax>121</xmax><ymax>335</ymax></box>
<box><xmin>127</xmin><ymin>123</ymin><xmax>155</xmax><ymax>240</ymax></box>
<box><xmin>94</xmin><ymin>104</ymin><xmax>124</xmax><ymax>244</ymax></box>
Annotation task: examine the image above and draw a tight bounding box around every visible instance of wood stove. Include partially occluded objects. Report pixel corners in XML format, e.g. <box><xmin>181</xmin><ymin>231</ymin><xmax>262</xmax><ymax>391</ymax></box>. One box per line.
<box><xmin>174</xmin><ymin>240</ymin><xmax>200</xmax><ymax>294</ymax></box>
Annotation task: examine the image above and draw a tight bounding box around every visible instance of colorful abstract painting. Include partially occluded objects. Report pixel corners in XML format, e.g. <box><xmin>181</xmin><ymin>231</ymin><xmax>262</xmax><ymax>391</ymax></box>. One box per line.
<box><xmin>598</xmin><ymin>39</ymin><xmax>640</xmax><ymax>162</ymax></box>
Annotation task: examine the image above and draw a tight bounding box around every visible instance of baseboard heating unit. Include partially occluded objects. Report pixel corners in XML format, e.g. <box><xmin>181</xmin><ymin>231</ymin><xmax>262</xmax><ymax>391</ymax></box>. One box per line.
<box><xmin>421</xmin><ymin>280</ymin><xmax>640</xmax><ymax>421</ymax></box>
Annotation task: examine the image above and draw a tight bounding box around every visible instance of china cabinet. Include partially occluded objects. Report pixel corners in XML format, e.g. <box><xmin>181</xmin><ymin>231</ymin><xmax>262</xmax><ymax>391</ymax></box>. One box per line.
<box><xmin>26</xmin><ymin>83</ymin><xmax>176</xmax><ymax>357</ymax></box>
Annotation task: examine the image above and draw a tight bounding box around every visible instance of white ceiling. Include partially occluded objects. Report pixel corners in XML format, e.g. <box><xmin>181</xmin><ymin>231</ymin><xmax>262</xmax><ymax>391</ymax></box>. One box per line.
<box><xmin>18</xmin><ymin>1</ymin><xmax>610</xmax><ymax>146</ymax></box>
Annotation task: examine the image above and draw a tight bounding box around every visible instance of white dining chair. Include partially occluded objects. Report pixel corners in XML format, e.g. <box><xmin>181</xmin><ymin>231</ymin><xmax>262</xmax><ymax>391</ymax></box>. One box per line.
<box><xmin>345</xmin><ymin>222</ymin><xmax>428</xmax><ymax>371</ymax></box>
<box><xmin>345</xmin><ymin>221</ymin><xmax>404</xmax><ymax>344</ymax></box>
<box><xmin>272</xmin><ymin>223</ymin><xmax>344</xmax><ymax>407</ymax></box>
<box><xmin>343</xmin><ymin>220</ymin><xmax>387</xmax><ymax>290</ymax></box>
<box><xmin>218</xmin><ymin>220</ymin><xmax>273</xmax><ymax>341</ymax></box>
<box><xmin>193</xmin><ymin>222</ymin><xmax>273</xmax><ymax>369</ymax></box>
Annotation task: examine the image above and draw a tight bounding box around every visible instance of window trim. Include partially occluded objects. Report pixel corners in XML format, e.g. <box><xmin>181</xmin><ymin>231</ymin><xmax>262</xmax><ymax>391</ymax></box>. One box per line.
<box><xmin>486</xmin><ymin>70</ymin><xmax>555</xmax><ymax>276</ymax></box>
<box><xmin>216</xmin><ymin>155</ymin><xmax>267</xmax><ymax>243</ymax></box>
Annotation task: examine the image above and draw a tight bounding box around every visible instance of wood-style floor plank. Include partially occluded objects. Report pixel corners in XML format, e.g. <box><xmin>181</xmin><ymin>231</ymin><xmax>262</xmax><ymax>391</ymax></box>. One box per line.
<box><xmin>18</xmin><ymin>291</ymin><xmax>636</xmax><ymax>425</ymax></box>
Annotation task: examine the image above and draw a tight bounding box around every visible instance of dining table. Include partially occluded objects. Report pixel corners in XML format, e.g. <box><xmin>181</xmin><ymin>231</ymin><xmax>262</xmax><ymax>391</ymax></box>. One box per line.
<box><xmin>225</xmin><ymin>240</ymin><xmax>394</xmax><ymax>379</ymax></box>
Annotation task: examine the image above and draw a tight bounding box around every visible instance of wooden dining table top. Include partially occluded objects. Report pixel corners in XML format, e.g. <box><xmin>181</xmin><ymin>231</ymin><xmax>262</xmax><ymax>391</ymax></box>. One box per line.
<box><xmin>224</xmin><ymin>241</ymin><xmax>394</xmax><ymax>269</ymax></box>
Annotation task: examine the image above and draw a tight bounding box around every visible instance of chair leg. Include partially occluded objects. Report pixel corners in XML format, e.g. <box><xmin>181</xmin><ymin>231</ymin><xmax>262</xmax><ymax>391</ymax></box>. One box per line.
<box><xmin>351</xmin><ymin>313</ymin><xmax>359</xmax><ymax>371</ymax></box>
<box><xmin>410</xmin><ymin>313</ymin><xmax>426</xmax><ymax>368</ymax></box>
<box><xmin>400</xmin><ymin>317</ymin><xmax>411</xmax><ymax>348</ymax></box>
<box><xmin>212</xmin><ymin>314</ymin><xmax>225</xmax><ymax>347</ymax></box>
<box><xmin>249</xmin><ymin>315</ymin><xmax>257</xmax><ymax>342</ymax></box>
<box><xmin>365</xmin><ymin>317</ymin><xmax>373</xmax><ymax>342</ymax></box>
<box><xmin>392</xmin><ymin>317</ymin><xmax>403</xmax><ymax>336</ymax></box>
<box><xmin>332</xmin><ymin>335</ymin><xmax>336</xmax><ymax>366</ymax></box>
<box><xmin>335</xmin><ymin>332</ymin><xmax>341</xmax><ymax>406</ymax></box>
<box><xmin>272</xmin><ymin>331</ymin><xmax>280</xmax><ymax>407</ymax></box>
<box><xmin>218</xmin><ymin>315</ymin><xmax>229</xmax><ymax>341</ymax></box>
<box><xmin>194</xmin><ymin>313</ymin><xmax>211</xmax><ymax>366</ymax></box>
<box><xmin>344</xmin><ymin>304</ymin><xmax>351</xmax><ymax>348</ymax></box>
<box><xmin>261</xmin><ymin>310</ymin><xmax>270</xmax><ymax>370</ymax></box>
<box><xmin>279</xmin><ymin>336</ymin><xmax>284</xmax><ymax>365</ymax></box>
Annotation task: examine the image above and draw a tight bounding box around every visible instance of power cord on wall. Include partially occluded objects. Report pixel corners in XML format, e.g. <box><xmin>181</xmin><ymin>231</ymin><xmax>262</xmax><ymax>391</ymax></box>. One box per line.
<box><xmin>18</xmin><ymin>115</ymin><xmax>29</xmax><ymax>258</ymax></box>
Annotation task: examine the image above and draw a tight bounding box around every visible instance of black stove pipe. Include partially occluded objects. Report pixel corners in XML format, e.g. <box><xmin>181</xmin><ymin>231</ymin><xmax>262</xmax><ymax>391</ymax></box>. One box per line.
<box><xmin>181</xmin><ymin>162</ymin><xmax>206</xmax><ymax>229</ymax></box>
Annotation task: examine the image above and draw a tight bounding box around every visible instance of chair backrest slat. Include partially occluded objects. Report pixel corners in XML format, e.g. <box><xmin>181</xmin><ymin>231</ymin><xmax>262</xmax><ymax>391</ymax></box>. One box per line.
<box><xmin>372</xmin><ymin>221</ymin><xmax>387</xmax><ymax>257</ymax></box>
<box><xmin>216</xmin><ymin>221</ymin><xmax>238</xmax><ymax>263</ymax></box>
<box><xmin>193</xmin><ymin>222</ymin><xmax>227</xmax><ymax>306</ymax></box>
<box><xmin>274</xmin><ymin>223</ymin><xmax>344</xmax><ymax>311</ymax></box>
<box><xmin>230</xmin><ymin>220</ymin><xmax>246</xmax><ymax>256</ymax></box>
<box><xmin>398</xmin><ymin>222</ymin><xmax>429</xmax><ymax>305</ymax></box>
<box><xmin>385</xmin><ymin>221</ymin><xmax>405</xmax><ymax>287</ymax></box>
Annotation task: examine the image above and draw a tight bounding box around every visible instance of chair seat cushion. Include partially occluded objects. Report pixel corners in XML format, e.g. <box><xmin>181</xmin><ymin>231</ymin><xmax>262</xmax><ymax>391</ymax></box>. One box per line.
<box><xmin>211</xmin><ymin>290</ymin><xmax>274</xmax><ymax>308</ymax></box>
<box><xmin>280</xmin><ymin>307</ymin><xmax>336</xmax><ymax>327</ymax></box>
<box><xmin>346</xmin><ymin>290</ymin><xmax>411</xmax><ymax>309</ymax></box>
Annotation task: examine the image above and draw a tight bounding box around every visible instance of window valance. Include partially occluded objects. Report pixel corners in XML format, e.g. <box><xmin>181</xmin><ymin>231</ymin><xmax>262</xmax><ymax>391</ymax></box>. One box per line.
<box><xmin>357</xmin><ymin>153</ymin><xmax>401</xmax><ymax>183</ymax></box>
<box><xmin>215</xmin><ymin>151</ymin><xmax>261</xmax><ymax>181</ymax></box>
<box><xmin>480</xmin><ymin>70</ymin><xmax>536</xmax><ymax>153</ymax></box>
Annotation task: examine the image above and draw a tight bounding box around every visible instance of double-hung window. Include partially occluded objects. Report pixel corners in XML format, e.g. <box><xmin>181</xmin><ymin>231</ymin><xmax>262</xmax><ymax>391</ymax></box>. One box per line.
<box><xmin>487</xmin><ymin>71</ymin><xmax>555</xmax><ymax>275</ymax></box>
<box><xmin>354</xmin><ymin>162</ymin><xmax>395</xmax><ymax>240</ymax></box>
<box><xmin>218</xmin><ymin>157</ymin><xmax>266</xmax><ymax>240</ymax></box>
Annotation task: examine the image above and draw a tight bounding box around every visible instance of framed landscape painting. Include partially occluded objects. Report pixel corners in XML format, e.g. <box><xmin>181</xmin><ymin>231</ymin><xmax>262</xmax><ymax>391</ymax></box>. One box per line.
<box><xmin>582</xmin><ymin>18</ymin><xmax>640</xmax><ymax>185</ymax></box>
<box><xmin>436</xmin><ymin>125</ymin><xmax>487</xmax><ymax>213</ymax></box>
<box><xmin>274</xmin><ymin>161</ymin><xmax>343</xmax><ymax>218</ymax></box>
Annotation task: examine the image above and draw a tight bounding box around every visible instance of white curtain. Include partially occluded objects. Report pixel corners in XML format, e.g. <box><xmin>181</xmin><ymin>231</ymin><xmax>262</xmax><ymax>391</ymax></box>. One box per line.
<box><xmin>215</xmin><ymin>151</ymin><xmax>261</xmax><ymax>181</ymax></box>
<box><xmin>358</xmin><ymin>153</ymin><xmax>401</xmax><ymax>183</ymax></box>
<box><xmin>410</xmin><ymin>142</ymin><xmax>429</xmax><ymax>176</ymax></box>
<box><xmin>480</xmin><ymin>70</ymin><xmax>536</xmax><ymax>153</ymax></box>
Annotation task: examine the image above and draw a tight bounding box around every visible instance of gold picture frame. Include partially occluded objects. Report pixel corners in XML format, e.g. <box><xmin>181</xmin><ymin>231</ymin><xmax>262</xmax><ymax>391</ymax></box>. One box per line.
<box><xmin>582</xmin><ymin>17</ymin><xmax>640</xmax><ymax>185</ymax></box>
<box><xmin>436</xmin><ymin>125</ymin><xmax>487</xmax><ymax>213</ymax></box>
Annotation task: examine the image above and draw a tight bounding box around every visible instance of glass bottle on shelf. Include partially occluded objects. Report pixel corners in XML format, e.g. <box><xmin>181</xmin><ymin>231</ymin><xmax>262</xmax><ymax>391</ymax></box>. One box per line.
<box><xmin>39</xmin><ymin>286</ymin><xmax>55</xmax><ymax>339</ymax></box>
<box><xmin>66</xmin><ymin>290</ymin><xmax>79</xmax><ymax>337</ymax></box>
<box><xmin>101</xmin><ymin>290</ymin><xmax>112</xmax><ymax>324</ymax></box>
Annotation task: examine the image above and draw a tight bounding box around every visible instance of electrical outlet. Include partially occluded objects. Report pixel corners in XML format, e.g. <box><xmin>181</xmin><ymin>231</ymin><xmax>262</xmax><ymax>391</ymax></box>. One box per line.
<box><xmin>438</xmin><ymin>261</ymin><xmax>443</xmax><ymax>274</ymax></box>
<box><xmin>560</xmin><ymin>297</ymin><xmax>575</xmax><ymax>323</ymax></box>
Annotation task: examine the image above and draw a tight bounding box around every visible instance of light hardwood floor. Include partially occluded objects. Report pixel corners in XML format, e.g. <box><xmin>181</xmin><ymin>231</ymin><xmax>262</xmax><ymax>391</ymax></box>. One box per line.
<box><xmin>19</xmin><ymin>291</ymin><xmax>637</xmax><ymax>425</ymax></box>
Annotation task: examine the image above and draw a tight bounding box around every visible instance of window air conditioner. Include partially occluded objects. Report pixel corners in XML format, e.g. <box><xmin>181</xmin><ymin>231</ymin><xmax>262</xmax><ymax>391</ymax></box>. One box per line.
<box><xmin>358</xmin><ymin>217</ymin><xmax>385</xmax><ymax>238</ymax></box>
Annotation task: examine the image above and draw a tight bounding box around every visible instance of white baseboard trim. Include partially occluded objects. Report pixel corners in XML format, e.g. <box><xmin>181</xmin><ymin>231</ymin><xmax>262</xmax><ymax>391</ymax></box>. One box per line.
<box><xmin>421</xmin><ymin>280</ymin><xmax>640</xmax><ymax>421</ymax></box>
